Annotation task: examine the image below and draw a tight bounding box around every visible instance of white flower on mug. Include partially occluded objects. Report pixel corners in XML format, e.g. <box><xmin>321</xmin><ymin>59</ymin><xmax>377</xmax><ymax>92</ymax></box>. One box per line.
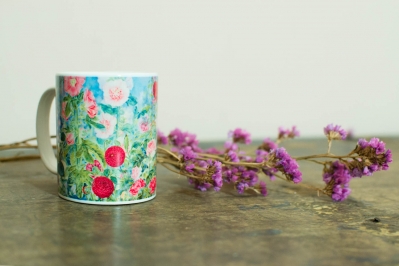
<box><xmin>95</xmin><ymin>113</ymin><xmax>117</xmax><ymax>139</ymax></box>
<box><xmin>98</xmin><ymin>77</ymin><xmax>133</xmax><ymax>107</ymax></box>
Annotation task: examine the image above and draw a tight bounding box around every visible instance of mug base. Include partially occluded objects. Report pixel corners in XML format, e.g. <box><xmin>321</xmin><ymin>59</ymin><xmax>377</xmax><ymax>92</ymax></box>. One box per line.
<box><xmin>58</xmin><ymin>193</ymin><xmax>156</xmax><ymax>205</ymax></box>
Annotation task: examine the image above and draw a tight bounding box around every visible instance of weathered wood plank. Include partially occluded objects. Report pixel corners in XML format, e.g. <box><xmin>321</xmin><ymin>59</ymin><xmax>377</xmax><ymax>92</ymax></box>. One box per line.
<box><xmin>0</xmin><ymin>138</ymin><xmax>398</xmax><ymax>265</ymax></box>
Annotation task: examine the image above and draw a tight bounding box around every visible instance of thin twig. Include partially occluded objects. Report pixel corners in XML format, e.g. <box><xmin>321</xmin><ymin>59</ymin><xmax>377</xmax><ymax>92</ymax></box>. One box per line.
<box><xmin>294</xmin><ymin>154</ymin><xmax>357</xmax><ymax>160</ymax></box>
<box><xmin>156</xmin><ymin>157</ymin><xmax>181</xmax><ymax>167</ymax></box>
<box><xmin>271</xmin><ymin>173</ymin><xmax>325</xmax><ymax>195</ymax></box>
<box><xmin>196</xmin><ymin>153</ymin><xmax>224</xmax><ymax>159</ymax></box>
<box><xmin>157</xmin><ymin>146</ymin><xmax>180</xmax><ymax>161</ymax></box>
<box><xmin>159</xmin><ymin>163</ymin><xmax>203</xmax><ymax>180</ymax></box>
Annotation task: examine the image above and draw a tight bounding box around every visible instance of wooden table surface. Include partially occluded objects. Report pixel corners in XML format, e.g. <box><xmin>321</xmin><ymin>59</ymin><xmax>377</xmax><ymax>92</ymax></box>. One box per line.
<box><xmin>0</xmin><ymin>138</ymin><xmax>398</xmax><ymax>266</ymax></box>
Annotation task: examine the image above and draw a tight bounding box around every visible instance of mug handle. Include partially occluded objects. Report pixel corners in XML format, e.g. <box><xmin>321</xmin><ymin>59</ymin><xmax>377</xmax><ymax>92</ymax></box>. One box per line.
<box><xmin>36</xmin><ymin>88</ymin><xmax>57</xmax><ymax>174</ymax></box>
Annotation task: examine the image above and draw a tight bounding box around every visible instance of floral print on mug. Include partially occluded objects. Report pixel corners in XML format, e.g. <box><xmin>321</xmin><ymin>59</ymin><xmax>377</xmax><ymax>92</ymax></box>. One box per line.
<box><xmin>56</xmin><ymin>75</ymin><xmax>157</xmax><ymax>202</ymax></box>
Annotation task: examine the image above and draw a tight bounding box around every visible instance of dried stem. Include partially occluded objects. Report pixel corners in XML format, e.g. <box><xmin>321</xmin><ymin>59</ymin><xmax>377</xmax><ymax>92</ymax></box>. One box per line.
<box><xmin>157</xmin><ymin>146</ymin><xmax>181</xmax><ymax>161</ymax></box>
<box><xmin>272</xmin><ymin>173</ymin><xmax>325</xmax><ymax>195</ymax></box>
<box><xmin>294</xmin><ymin>154</ymin><xmax>358</xmax><ymax>160</ymax></box>
<box><xmin>159</xmin><ymin>163</ymin><xmax>203</xmax><ymax>180</ymax></box>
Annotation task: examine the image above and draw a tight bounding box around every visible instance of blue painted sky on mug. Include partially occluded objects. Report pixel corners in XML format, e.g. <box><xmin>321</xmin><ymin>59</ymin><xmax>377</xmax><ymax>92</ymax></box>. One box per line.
<box><xmin>84</xmin><ymin>77</ymin><xmax>153</xmax><ymax>110</ymax></box>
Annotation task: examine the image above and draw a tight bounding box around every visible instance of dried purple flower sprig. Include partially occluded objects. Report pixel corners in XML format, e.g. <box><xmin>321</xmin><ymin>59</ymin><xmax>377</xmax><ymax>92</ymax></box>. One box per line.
<box><xmin>156</xmin><ymin>126</ymin><xmax>301</xmax><ymax>197</ymax></box>
<box><xmin>295</xmin><ymin>124</ymin><xmax>392</xmax><ymax>201</ymax></box>
<box><xmin>156</xmin><ymin>124</ymin><xmax>392</xmax><ymax>202</ymax></box>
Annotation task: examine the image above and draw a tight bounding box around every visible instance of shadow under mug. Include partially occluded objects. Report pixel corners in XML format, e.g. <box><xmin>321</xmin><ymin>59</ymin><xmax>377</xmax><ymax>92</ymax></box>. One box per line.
<box><xmin>36</xmin><ymin>72</ymin><xmax>158</xmax><ymax>205</ymax></box>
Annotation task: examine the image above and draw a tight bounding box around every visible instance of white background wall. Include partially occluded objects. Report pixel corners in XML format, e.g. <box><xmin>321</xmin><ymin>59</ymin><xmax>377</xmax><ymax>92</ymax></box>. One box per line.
<box><xmin>1</xmin><ymin>0</ymin><xmax>398</xmax><ymax>144</ymax></box>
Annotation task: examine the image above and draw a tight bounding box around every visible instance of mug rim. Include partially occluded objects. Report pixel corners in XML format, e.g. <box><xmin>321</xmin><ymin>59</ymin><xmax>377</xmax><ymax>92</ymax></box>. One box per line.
<box><xmin>56</xmin><ymin>72</ymin><xmax>157</xmax><ymax>77</ymax></box>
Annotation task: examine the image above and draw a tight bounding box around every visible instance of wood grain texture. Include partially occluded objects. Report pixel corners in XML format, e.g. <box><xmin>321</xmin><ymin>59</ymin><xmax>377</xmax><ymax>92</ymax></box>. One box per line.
<box><xmin>0</xmin><ymin>138</ymin><xmax>398</xmax><ymax>266</ymax></box>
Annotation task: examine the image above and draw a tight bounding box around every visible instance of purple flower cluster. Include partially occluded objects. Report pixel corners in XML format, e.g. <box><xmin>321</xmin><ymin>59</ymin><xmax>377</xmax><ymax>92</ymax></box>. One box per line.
<box><xmin>259</xmin><ymin>138</ymin><xmax>278</xmax><ymax>152</ymax></box>
<box><xmin>358</xmin><ymin>138</ymin><xmax>388</xmax><ymax>155</ymax></box>
<box><xmin>236</xmin><ymin>171</ymin><xmax>259</xmax><ymax>194</ymax></box>
<box><xmin>229</xmin><ymin>128</ymin><xmax>252</xmax><ymax>144</ymax></box>
<box><xmin>168</xmin><ymin>128</ymin><xmax>202</xmax><ymax>152</ymax></box>
<box><xmin>255</xmin><ymin>149</ymin><xmax>268</xmax><ymax>163</ymax></box>
<box><xmin>179</xmin><ymin>146</ymin><xmax>198</xmax><ymax>161</ymax></box>
<box><xmin>254</xmin><ymin>149</ymin><xmax>277</xmax><ymax>180</ymax></box>
<box><xmin>259</xmin><ymin>181</ymin><xmax>268</xmax><ymax>196</ymax></box>
<box><xmin>187</xmin><ymin>159</ymin><xmax>223</xmax><ymax>192</ymax></box>
<box><xmin>278</xmin><ymin>126</ymin><xmax>300</xmax><ymax>139</ymax></box>
<box><xmin>324</xmin><ymin>124</ymin><xmax>347</xmax><ymax>140</ymax></box>
<box><xmin>271</xmin><ymin>148</ymin><xmax>302</xmax><ymax>183</ymax></box>
<box><xmin>189</xmin><ymin>180</ymin><xmax>212</xmax><ymax>192</ymax></box>
<box><xmin>157</xmin><ymin>130</ymin><xmax>168</xmax><ymax>145</ymax></box>
<box><xmin>351</xmin><ymin>138</ymin><xmax>393</xmax><ymax>176</ymax></box>
<box><xmin>227</xmin><ymin>150</ymin><xmax>239</xmax><ymax>162</ymax></box>
<box><xmin>223</xmin><ymin>165</ymin><xmax>260</xmax><ymax>193</ymax></box>
<box><xmin>224</xmin><ymin>141</ymin><xmax>238</xmax><ymax>151</ymax></box>
<box><xmin>210</xmin><ymin>160</ymin><xmax>223</xmax><ymax>191</ymax></box>
<box><xmin>323</xmin><ymin>161</ymin><xmax>352</xmax><ymax>201</ymax></box>
<box><xmin>321</xmin><ymin>138</ymin><xmax>393</xmax><ymax>201</ymax></box>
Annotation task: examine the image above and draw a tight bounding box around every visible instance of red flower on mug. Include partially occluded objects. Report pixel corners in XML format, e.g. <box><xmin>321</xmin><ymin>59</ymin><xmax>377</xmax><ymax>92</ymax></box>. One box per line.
<box><xmin>153</xmin><ymin>81</ymin><xmax>158</xmax><ymax>102</ymax></box>
<box><xmin>66</xmin><ymin>133</ymin><xmax>75</xmax><ymax>145</ymax></box>
<box><xmin>105</xmin><ymin>146</ymin><xmax>126</xmax><ymax>167</ymax></box>
<box><xmin>129</xmin><ymin>179</ymin><xmax>146</xmax><ymax>196</ymax></box>
<box><xmin>64</xmin><ymin>76</ymin><xmax>85</xmax><ymax>97</ymax></box>
<box><xmin>92</xmin><ymin>176</ymin><xmax>115</xmax><ymax>198</ymax></box>
<box><xmin>149</xmin><ymin>176</ymin><xmax>156</xmax><ymax>194</ymax></box>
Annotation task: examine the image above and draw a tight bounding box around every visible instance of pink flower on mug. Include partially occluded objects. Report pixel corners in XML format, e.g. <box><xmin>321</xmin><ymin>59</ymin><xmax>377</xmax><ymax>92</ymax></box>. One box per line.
<box><xmin>129</xmin><ymin>179</ymin><xmax>146</xmax><ymax>196</ymax></box>
<box><xmin>140</xmin><ymin>121</ymin><xmax>150</xmax><ymax>132</ymax></box>
<box><xmin>84</xmin><ymin>89</ymin><xmax>95</xmax><ymax>104</ymax></box>
<box><xmin>86</xmin><ymin>103</ymin><xmax>98</xmax><ymax>118</ymax></box>
<box><xmin>64</xmin><ymin>76</ymin><xmax>85</xmax><ymax>97</ymax></box>
<box><xmin>86</xmin><ymin>163</ymin><xmax>93</xmax><ymax>171</ymax></box>
<box><xmin>94</xmin><ymin>160</ymin><xmax>103</xmax><ymax>171</ymax></box>
<box><xmin>95</xmin><ymin>113</ymin><xmax>117</xmax><ymax>139</ymax></box>
<box><xmin>61</xmin><ymin>101</ymin><xmax>70</xmax><ymax>120</ymax></box>
<box><xmin>146</xmin><ymin>139</ymin><xmax>156</xmax><ymax>157</ymax></box>
<box><xmin>83</xmin><ymin>89</ymin><xmax>98</xmax><ymax>118</ymax></box>
<box><xmin>105</xmin><ymin>146</ymin><xmax>126</xmax><ymax>167</ymax></box>
<box><xmin>92</xmin><ymin>176</ymin><xmax>115</xmax><ymax>198</ymax></box>
<box><xmin>66</xmin><ymin>133</ymin><xmax>75</xmax><ymax>145</ymax></box>
<box><xmin>131</xmin><ymin>166</ymin><xmax>142</xmax><ymax>181</ymax></box>
<box><xmin>98</xmin><ymin>77</ymin><xmax>133</xmax><ymax>107</ymax></box>
<box><xmin>149</xmin><ymin>176</ymin><xmax>156</xmax><ymax>194</ymax></box>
